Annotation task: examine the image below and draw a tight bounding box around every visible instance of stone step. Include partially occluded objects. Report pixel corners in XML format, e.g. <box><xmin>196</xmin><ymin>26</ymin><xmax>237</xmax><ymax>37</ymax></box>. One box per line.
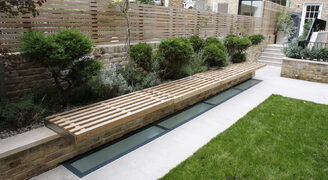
<box><xmin>258</xmin><ymin>56</ymin><xmax>283</xmax><ymax>63</ymax></box>
<box><xmin>267</xmin><ymin>44</ymin><xmax>284</xmax><ymax>48</ymax></box>
<box><xmin>264</xmin><ymin>48</ymin><xmax>283</xmax><ymax>53</ymax></box>
<box><xmin>261</xmin><ymin>52</ymin><xmax>285</xmax><ymax>58</ymax></box>
<box><xmin>258</xmin><ymin>60</ymin><xmax>282</xmax><ymax>67</ymax></box>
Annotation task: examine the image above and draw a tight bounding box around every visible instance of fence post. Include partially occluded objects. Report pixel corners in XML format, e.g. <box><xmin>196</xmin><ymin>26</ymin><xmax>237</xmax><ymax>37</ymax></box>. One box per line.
<box><xmin>0</xmin><ymin>58</ymin><xmax>7</xmax><ymax>100</ymax></box>
<box><xmin>90</xmin><ymin>0</ymin><xmax>98</xmax><ymax>41</ymax></box>
<box><xmin>260</xmin><ymin>0</ymin><xmax>266</xmax><ymax>35</ymax></box>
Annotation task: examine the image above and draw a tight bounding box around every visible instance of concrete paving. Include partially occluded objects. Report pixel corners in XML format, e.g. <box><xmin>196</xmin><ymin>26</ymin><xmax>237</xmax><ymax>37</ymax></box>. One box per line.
<box><xmin>32</xmin><ymin>65</ymin><xmax>328</xmax><ymax>180</ymax></box>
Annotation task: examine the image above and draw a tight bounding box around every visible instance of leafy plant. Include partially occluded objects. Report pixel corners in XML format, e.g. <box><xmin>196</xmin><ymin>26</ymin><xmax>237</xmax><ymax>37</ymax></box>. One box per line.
<box><xmin>224</xmin><ymin>34</ymin><xmax>252</xmax><ymax>63</ymax></box>
<box><xmin>157</xmin><ymin>37</ymin><xmax>194</xmax><ymax>79</ymax></box>
<box><xmin>275</xmin><ymin>10</ymin><xmax>295</xmax><ymax>40</ymax></box>
<box><xmin>20</xmin><ymin>29</ymin><xmax>102</xmax><ymax>108</ymax></box>
<box><xmin>205</xmin><ymin>37</ymin><xmax>226</xmax><ymax>52</ymax></box>
<box><xmin>189</xmin><ymin>35</ymin><xmax>205</xmax><ymax>52</ymax></box>
<box><xmin>299</xmin><ymin>20</ymin><xmax>313</xmax><ymax>41</ymax></box>
<box><xmin>283</xmin><ymin>41</ymin><xmax>305</xmax><ymax>59</ymax></box>
<box><xmin>202</xmin><ymin>44</ymin><xmax>227</xmax><ymax>67</ymax></box>
<box><xmin>130</xmin><ymin>42</ymin><xmax>153</xmax><ymax>72</ymax></box>
<box><xmin>0</xmin><ymin>96</ymin><xmax>47</xmax><ymax>129</ymax></box>
<box><xmin>0</xmin><ymin>0</ymin><xmax>45</xmax><ymax>17</ymax></box>
<box><xmin>247</xmin><ymin>34</ymin><xmax>265</xmax><ymax>46</ymax></box>
<box><xmin>179</xmin><ymin>51</ymin><xmax>208</xmax><ymax>77</ymax></box>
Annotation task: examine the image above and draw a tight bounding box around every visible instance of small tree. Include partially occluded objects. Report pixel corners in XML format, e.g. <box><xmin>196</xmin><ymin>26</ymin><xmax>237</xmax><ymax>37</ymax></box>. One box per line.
<box><xmin>20</xmin><ymin>29</ymin><xmax>102</xmax><ymax>108</ymax></box>
<box><xmin>275</xmin><ymin>10</ymin><xmax>295</xmax><ymax>43</ymax></box>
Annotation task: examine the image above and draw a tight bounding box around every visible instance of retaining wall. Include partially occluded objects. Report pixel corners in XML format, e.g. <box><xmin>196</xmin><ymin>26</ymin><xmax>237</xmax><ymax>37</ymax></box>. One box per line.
<box><xmin>281</xmin><ymin>57</ymin><xmax>328</xmax><ymax>83</ymax></box>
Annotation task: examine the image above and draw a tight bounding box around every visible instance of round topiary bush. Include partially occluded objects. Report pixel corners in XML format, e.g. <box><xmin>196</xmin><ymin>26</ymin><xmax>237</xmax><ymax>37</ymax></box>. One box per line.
<box><xmin>130</xmin><ymin>42</ymin><xmax>153</xmax><ymax>72</ymax></box>
<box><xmin>230</xmin><ymin>53</ymin><xmax>246</xmax><ymax>63</ymax></box>
<box><xmin>202</xmin><ymin>44</ymin><xmax>227</xmax><ymax>67</ymax></box>
<box><xmin>189</xmin><ymin>35</ymin><xmax>205</xmax><ymax>52</ymax></box>
<box><xmin>157</xmin><ymin>37</ymin><xmax>194</xmax><ymax>79</ymax></box>
<box><xmin>247</xmin><ymin>34</ymin><xmax>265</xmax><ymax>46</ymax></box>
<box><xmin>206</xmin><ymin>37</ymin><xmax>226</xmax><ymax>52</ymax></box>
<box><xmin>224</xmin><ymin>34</ymin><xmax>252</xmax><ymax>63</ymax></box>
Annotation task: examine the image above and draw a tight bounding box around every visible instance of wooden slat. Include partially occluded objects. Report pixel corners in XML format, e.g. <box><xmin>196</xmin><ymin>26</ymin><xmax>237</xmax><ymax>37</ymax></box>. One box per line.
<box><xmin>46</xmin><ymin>62</ymin><xmax>266</xmax><ymax>142</ymax></box>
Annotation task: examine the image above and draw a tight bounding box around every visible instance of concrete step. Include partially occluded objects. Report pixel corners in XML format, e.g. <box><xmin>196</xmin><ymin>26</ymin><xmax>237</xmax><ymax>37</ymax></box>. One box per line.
<box><xmin>258</xmin><ymin>56</ymin><xmax>283</xmax><ymax>63</ymax></box>
<box><xmin>267</xmin><ymin>44</ymin><xmax>284</xmax><ymax>48</ymax></box>
<box><xmin>261</xmin><ymin>52</ymin><xmax>285</xmax><ymax>58</ymax></box>
<box><xmin>258</xmin><ymin>60</ymin><xmax>282</xmax><ymax>67</ymax></box>
<box><xmin>264</xmin><ymin>48</ymin><xmax>283</xmax><ymax>54</ymax></box>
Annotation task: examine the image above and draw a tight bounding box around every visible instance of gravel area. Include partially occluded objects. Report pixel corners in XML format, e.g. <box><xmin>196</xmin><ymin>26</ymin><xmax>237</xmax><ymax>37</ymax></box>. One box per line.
<box><xmin>0</xmin><ymin>120</ymin><xmax>45</xmax><ymax>139</ymax></box>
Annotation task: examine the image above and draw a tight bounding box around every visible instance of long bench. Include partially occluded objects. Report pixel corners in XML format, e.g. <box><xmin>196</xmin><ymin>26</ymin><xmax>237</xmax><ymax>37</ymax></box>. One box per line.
<box><xmin>46</xmin><ymin>62</ymin><xmax>266</xmax><ymax>143</ymax></box>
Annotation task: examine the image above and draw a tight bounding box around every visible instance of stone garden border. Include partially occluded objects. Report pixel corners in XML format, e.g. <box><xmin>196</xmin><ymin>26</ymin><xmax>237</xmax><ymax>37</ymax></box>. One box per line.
<box><xmin>281</xmin><ymin>57</ymin><xmax>328</xmax><ymax>83</ymax></box>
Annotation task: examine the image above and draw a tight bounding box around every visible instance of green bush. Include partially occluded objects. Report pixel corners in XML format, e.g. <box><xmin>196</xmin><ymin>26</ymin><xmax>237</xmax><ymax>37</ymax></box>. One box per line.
<box><xmin>307</xmin><ymin>48</ymin><xmax>328</xmax><ymax>61</ymax></box>
<box><xmin>224</xmin><ymin>34</ymin><xmax>252</xmax><ymax>63</ymax></box>
<box><xmin>231</xmin><ymin>53</ymin><xmax>247</xmax><ymax>63</ymax></box>
<box><xmin>180</xmin><ymin>51</ymin><xmax>208</xmax><ymax>77</ymax></box>
<box><xmin>202</xmin><ymin>44</ymin><xmax>227</xmax><ymax>67</ymax></box>
<box><xmin>206</xmin><ymin>37</ymin><xmax>226</xmax><ymax>51</ymax></box>
<box><xmin>247</xmin><ymin>34</ymin><xmax>265</xmax><ymax>45</ymax></box>
<box><xmin>283</xmin><ymin>41</ymin><xmax>305</xmax><ymax>59</ymax></box>
<box><xmin>157</xmin><ymin>37</ymin><xmax>194</xmax><ymax>79</ymax></box>
<box><xmin>130</xmin><ymin>43</ymin><xmax>153</xmax><ymax>72</ymax></box>
<box><xmin>20</xmin><ymin>29</ymin><xmax>102</xmax><ymax>108</ymax></box>
<box><xmin>0</xmin><ymin>96</ymin><xmax>47</xmax><ymax>130</ymax></box>
<box><xmin>189</xmin><ymin>35</ymin><xmax>205</xmax><ymax>52</ymax></box>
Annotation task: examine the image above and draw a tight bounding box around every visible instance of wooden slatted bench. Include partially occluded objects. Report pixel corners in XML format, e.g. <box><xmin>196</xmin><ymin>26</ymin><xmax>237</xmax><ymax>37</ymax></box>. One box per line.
<box><xmin>46</xmin><ymin>62</ymin><xmax>266</xmax><ymax>143</ymax></box>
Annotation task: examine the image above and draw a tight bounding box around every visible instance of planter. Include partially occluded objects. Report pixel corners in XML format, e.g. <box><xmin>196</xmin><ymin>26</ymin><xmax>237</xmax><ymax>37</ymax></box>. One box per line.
<box><xmin>281</xmin><ymin>57</ymin><xmax>328</xmax><ymax>83</ymax></box>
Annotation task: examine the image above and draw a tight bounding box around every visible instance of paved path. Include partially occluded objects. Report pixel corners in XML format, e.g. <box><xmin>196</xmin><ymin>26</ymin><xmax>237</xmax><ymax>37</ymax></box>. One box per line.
<box><xmin>33</xmin><ymin>65</ymin><xmax>328</xmax><ymax>180</ymax></box>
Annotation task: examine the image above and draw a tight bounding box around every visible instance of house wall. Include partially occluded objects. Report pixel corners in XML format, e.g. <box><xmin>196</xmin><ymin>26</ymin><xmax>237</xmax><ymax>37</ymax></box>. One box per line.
<box><xmin>289</xmin><ymin>0</ymin><xmax>328</xmax><ymax>31</ymax></box>
<box><xmin>207</xmin><ymin>0</ymin><xmax>239</xmax><ymax>14</ymax></box>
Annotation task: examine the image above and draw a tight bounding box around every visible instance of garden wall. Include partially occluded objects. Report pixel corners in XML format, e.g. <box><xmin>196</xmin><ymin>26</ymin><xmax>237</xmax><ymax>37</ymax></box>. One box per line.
<box><xmin>281</xmin><ymin>57</ymin><xmax>328</xmax><ymax>83</ymax></box>
<box><xmin>0</xmin><ymin>71</ymin><xmax>254</xmax><ymax>180</ymax></box>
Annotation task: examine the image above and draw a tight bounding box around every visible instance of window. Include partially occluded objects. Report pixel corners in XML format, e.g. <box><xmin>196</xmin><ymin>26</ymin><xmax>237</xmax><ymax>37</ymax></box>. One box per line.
<box><xmin>299</xmin><ymin>3</ymin><xmax>322</xmax><ymax>36</ymax></box>
<box><xmin>238</xmin><ymin>0</ymin><xmax>263</xmax><ymax>17</ymax></box>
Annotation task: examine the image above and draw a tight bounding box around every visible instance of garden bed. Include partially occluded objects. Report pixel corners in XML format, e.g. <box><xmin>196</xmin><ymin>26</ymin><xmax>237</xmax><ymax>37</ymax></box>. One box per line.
<box><xmin>281</xmin><ymin>57</ymin><xmax>328</xmax><ymax>83</ymax></box>
<box><xmin>0</xmin><ymin>62</ymin><xmax>264</xmax><ymax>179</ymax></box>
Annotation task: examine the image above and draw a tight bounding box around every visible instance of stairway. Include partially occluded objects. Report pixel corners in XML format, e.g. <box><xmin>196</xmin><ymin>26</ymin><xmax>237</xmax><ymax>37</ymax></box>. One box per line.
<box><xmin>258</xmin><ymin>44</ymin><xmax>285</xmax><ymax>67</ymax></box>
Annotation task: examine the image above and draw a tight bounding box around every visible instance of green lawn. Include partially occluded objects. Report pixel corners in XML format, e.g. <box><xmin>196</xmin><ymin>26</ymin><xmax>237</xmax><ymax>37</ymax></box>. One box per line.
<box><xmin>160</xmin><ymin>95</ymin><xmax>328</xmax><ymax>180</ymax></box>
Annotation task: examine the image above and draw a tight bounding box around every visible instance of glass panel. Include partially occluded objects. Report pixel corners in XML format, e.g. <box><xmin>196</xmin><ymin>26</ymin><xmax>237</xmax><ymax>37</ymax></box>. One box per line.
<box><xmin>307</xmin><ymin>6</ymin><xmax>310</xmax><ymax>11</ymax></box>
<box><xmin>251</xmin><ymin>1</ymin><xmax>263</xmax><ymax>17</ymax></box>
<box><xmin>234</xmin><ymin>79</ymin><xmax>260</xmax><ymax>90</ymax></box>
<box><xmin>311</xmin><ymin>6</ymin><xmax>315</xmax><ymax>11</ymax></box>
<box><xmin>306</xmin><ymin>12</ymin><xmax>310</xmax><ymax>18</ymax></box>
<box><xmin>240</xmin><ymin>1</ymin><xmax>252</xmax><ymax>16</ymax></box>
<box><xmin>158</xmin><ymin>103</ymin><xmax>212</xmax><ymax>129</ymax></box>
<box><xmin>205</xmin><ymin>88</ymin><xmax>241</xmax><ymax>105</ymax></box>
<box><xmin>315</xmin><ymin>6</ymin><xmax>319</xmax><ymax>11</ymax></box>
<box><xmin>310</xmin><ymin>12</ymin><xmax>314</xmax><ymax>18</ymax></box>
<box><xmin>315</xmin><ymin>13</ymin><xmax>318</xmax><ymax>18</ymax></box>
<box><xmin>70</xmin><ymin>126</ymin><xmax>165</xmax><ymax>173</ymax></box>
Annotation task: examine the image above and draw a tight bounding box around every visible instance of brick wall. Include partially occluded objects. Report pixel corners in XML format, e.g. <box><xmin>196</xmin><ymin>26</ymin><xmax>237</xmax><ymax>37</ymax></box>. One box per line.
<box><xmin>281</xmin><ymin>57</ymin><xmax>328</xmax><ymax>83</ymax></box>
<box><xmin>0</xmin><ymin>71</ymin><xmax>254</xmax><ymax>180</ymax></box>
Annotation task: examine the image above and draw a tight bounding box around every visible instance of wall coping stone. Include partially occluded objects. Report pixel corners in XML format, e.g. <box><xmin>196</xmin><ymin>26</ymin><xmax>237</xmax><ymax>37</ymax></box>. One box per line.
<box><xmin>95</xmin><ymin>41</ymin><xmax>160</xmax><ymax>48</ymax></box>
<box><xmin>0</xmin><ymin>127</ymin><xmax>60</xmax><ymax>159</ymax></box>
<box><xmin>283</xmin><ymin>57</ymin><xmax>328</xmax><ymax>66</ymax></box>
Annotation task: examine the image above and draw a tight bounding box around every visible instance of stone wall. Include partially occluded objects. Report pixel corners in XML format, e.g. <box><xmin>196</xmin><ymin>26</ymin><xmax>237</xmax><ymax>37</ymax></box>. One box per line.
<box><xmin>281</xmin><ymin>57</ymin><xmax>328</xmax><ymax>83</ymax></box>
<box><xmin>0</xmin><ymin>71</ymin><xmax>254</xmax><ymax>180</ymax></box>
<box><xmin>246</xmin><ymin>34</ymin><xmax>275</xmax><ymax>62</ymax></box>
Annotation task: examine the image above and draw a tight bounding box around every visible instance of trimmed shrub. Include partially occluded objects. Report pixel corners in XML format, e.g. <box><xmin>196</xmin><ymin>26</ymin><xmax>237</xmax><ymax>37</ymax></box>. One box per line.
<box><xmin>231</xmin><ymin>53</ymin><xmax>247</xmax><ymax>63</ymax></box>
<box><xmin>202</xmin><ymin>44</ymin><xmax>227</xmax><ymax>67</ymax></box>
<box><xmin>224</xmin><ymin>34</ymin><xmax>252</xmax><ymax>63</ymax></box>
<box><xmin>130</xmin><ymin>42</ymin><xmax>153</xmax><ymax>72</ymax></box>
<box><xmin>20</xmin><ymin>29</ymin><xmax>102</xmax><ymax>108</ymax></box>
<box><xmin>189</xmin><ymin>35</ymin><xmax>205</xmax><ymax>52</ymax></box>
<box><xmin>206</xmin><ymin>37</ymin><xmax>226</xmax><ymax>51</ymax></box>
<box><xmin>248</xmin><ymin>34</ymin><xmax>265</xmax><ymax>45</ymax></box>
<box><xmin>157</xmin><ymin>37</ymin><xmax>194</xmax><ymax>79</ymax></box>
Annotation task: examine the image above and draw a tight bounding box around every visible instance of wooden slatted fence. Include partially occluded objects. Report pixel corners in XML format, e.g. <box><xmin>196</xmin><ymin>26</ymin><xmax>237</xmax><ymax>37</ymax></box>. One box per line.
<box><xmin>1</xmin><ymin>0</ymin><xmax>286</xmax><ymax>51</ymax></box>
<box><xmin>46</xmin><ymin>62</ymin><xmax>266</xmax><ymax>142</ymax></box>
